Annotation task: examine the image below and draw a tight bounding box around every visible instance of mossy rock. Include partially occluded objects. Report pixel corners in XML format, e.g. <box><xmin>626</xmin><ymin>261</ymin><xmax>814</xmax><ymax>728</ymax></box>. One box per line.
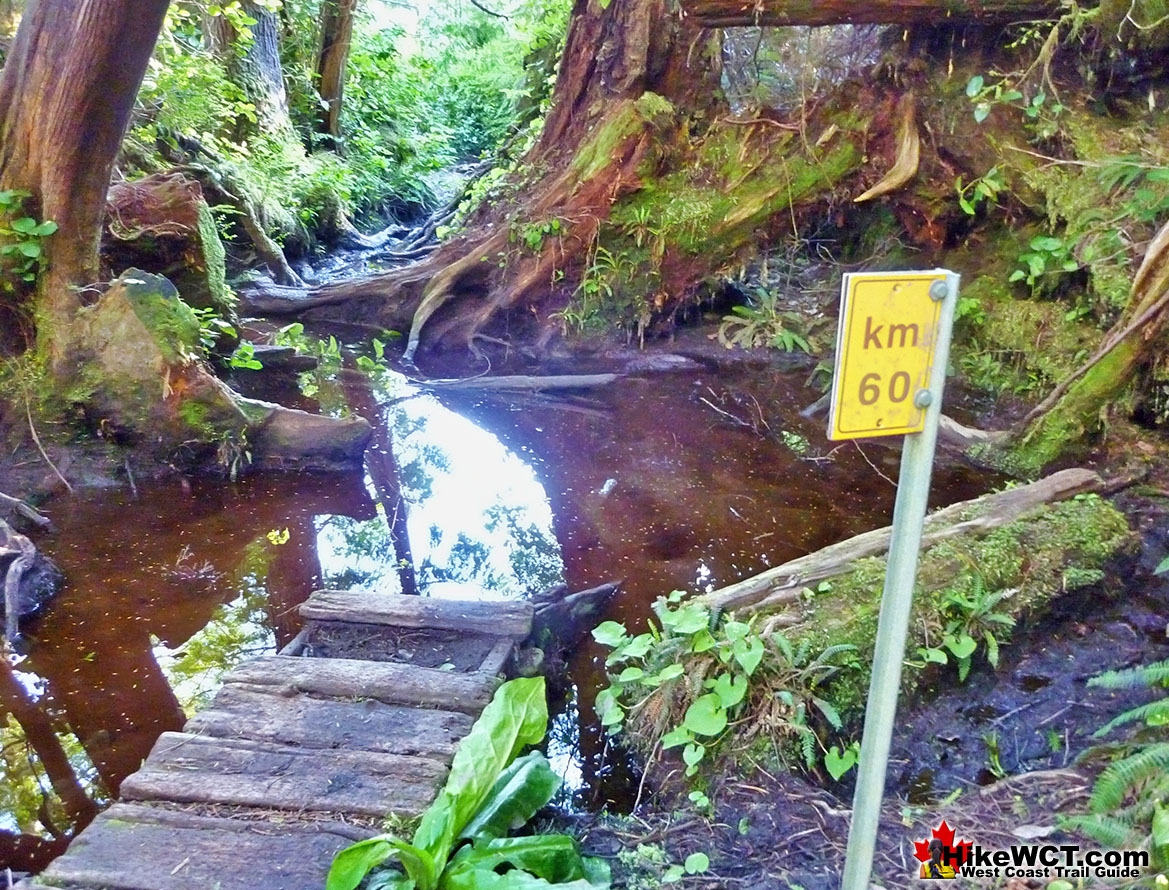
<box><xmin>67</xmin><ymin>269</ymin><xmax>248</xmax><ymax>453</ymax></box>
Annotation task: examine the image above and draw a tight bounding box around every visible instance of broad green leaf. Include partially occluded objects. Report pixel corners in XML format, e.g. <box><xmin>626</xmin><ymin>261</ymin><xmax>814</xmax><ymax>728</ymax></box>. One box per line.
<box><xmin>682</xmin><ymin>743</ymin><xmax>705</xmax><ymax>773</ymax></box>
<box><xmin>412</xmin><ymin>678</ymin><xmax>548</xmax><ymax>874</ymax></box>
<box><xmin>34</xmin><ymin>220</ymin><xmax>58</xmax><ymax>236</ymax></box>
<box><xmin>445</xmin><ymin>835</ymin><xmax>585</xmax><ymax>884</ymax></box>
<box><xmin>918</xmin><ymin>647</ymin><xmax>948</xmax><ymax>665</ymax></box>
<box><xmin>9</xmin><ymin>217</ymin><xmax>38</xmax><ymax>234</ymax></box>
<box><xmin>660</xmin><ymin>727</ymin><xmax>692</xmax><ymax>749</ymax></box>
<box><xmin>1155</xmin><ymin>554</ymin><xmax>1169</xmax><ymax>575</ymax></box>
<box><xmin>684</xmin><ymin>853</ymin><xmax>709</xmax><ymax>874</ymax></box>
<box><xmin>327</xmin><ymin>838</ymin><xmax>396</xmax><ymax>890</ymax></box>
<box><xmin>18</xmin><ymin>241</ymin><xmax>41</xmax><ymax>258</ymax></box>
<box><xmin>689</xmin><ymin>629</ymin><xmax>717</xmax><ymax>653</ymax></box>
<box><xmin>1030</xmin><ymin>235</ymin><xmax>1063</xmax><ymax>252</ymax></box>
<box><xmin>710</xmin><ymin>673</ymin><xmax>747</xmax><ymax>709</ymax></box>
<box><xmin>965</xmin><ymin>75</ymin><xmax>984</xmax><ymax>97</ymax></box>
<box><xmin>735</xmin><ymin>637</ymin><xmax>765</xmax><ymax>675</ymax></box>
<box><xmin>658</xmin><ymin>603</ymin><xmax>709</xmax><ymax>635</ymax></box>
<box><xmin>973</xmin><ymin>103</ymin><xmax>990</xmax><ymax>123</ymax></box>
<box><xmin>944</xmin><ymin>633</ymin><xmax>978</xmax><ymax>659</ymax></box>
<box><xmin>617</xmin><ymin>666</ymin><xmax>644</xmax><ymax>683</ymax></box>
<box><xmin>610</xmin><ymin>634</ymin><xmax>652</xmax><ymax>662</ymax></box>
<box><xmin>1152</xmin><ymin>801</ymin><xmax>1169</xmax><ymax>859</ymax></box>
<box><xmin>824</xmin><ymin>745</ymin><xmax>858</xmax><ymax>781</ymax></box>
<box><xmin>591</xmin><ymin>621</ymin><xmax>626</xmax><ymax>648</ymax></box>
<box><xmin>662</xmin><ymin>865</ymin><xmax>684</xmax><ymax>883</ymax></box>
<box><xmin>723</xmin><ymin>620</ymin><xmax>750</xmax><ymax>641</ymax></box>
<box><xmin>459</xmin><ymin>752</ymin><xmax>562</xmax><ymax>842</ymax></box>
<box><xmin>683</xmin><ymin>694</ymin><xmax>728</xmax><ymax>737</ymax></box>
<box><xmin>649</xmin><ymin>663</ymin><xmax>685</xmax><ymax>685</ymax></box>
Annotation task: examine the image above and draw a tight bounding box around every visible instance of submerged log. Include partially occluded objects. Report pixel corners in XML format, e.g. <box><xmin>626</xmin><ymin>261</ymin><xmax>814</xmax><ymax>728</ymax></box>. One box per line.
<box><xmin>1</xmin><ymin>519</ymin><xmax>61</xmax><ymax>643</ymax></box>
<box><xmin>680</xmin><ymin>0</ymin><xmax>1059</xmax><ymax>28</ymax></box>
<box><xmin>701</xmin><ymin>467</ymin><xmax>1104</xmax><ymax>613</ymax></box>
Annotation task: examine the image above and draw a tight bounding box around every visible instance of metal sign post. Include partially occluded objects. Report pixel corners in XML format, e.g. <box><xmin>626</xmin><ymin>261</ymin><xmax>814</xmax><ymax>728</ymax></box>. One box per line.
<box><xmin>829</xmin><ymin>270</ymin><xmax>960</xmax><ymax>890</ymax></box>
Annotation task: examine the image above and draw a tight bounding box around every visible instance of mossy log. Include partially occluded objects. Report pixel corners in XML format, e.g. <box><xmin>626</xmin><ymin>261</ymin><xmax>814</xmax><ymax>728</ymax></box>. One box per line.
<box><xmin>1005</xmin><ymin>220</ymin><xmax>1169</xmax><ymax>475</ymax></box>
<box><xmin>680</xmin><ymin>0</ymin><xmax>1058</xmax><ymax>27</ymax></box>
<box><xmin>701</xmin><ymin>468</ymin><xmax>1104</xmax><ymax>613</ymax></box>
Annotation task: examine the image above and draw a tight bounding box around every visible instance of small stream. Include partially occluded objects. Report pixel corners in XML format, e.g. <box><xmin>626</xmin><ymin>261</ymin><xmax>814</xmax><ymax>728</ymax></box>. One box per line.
<box><xmin>10</xmin><ymin>328</ymin><xmax>1165</xmax><ymax>875</ymax></box>
<box><xmin>1</xmin><ymin>340</ymin><xmax>1003</xmax><ymax>872</ymax></box>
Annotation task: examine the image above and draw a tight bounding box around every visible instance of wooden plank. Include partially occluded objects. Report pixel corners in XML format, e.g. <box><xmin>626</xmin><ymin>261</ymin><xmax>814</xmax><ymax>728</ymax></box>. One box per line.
<box><xmin>701</xmin><ymin>468</ymin><xmax>1103</xmax><ymax>613</ymax></box>
<box><xmin>224</xmin><ymin>655</ymin><xmax>501</xmax><ymax>714</ymax></box>
<box><xmin>120</xmin><ymin>732</ymin><xmax>446</xmax><ymax>817</ymax></box>
<box><xmin>41</xmin><ymin>803</ymin><xmax>367</xmax><ymax>890</ymax></box>
<box><xmin>300</xmin><ymin>590</ymin><xmax>533</xmax><ymax>637</ymax></box>
<box><xmin>478</xmin><ymin>637</ymin><xmax>515</xmax><ymax>676</ymax></box>
<box><xmin>184</xmin><ymin>683</ymin><xmax>473</xmax><ymax>760</ymax></box>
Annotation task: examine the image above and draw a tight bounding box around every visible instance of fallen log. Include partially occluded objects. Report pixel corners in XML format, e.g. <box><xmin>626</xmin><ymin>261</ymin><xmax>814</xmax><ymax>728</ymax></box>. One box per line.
<box><xmin>680</xmin><ymin>0</ymin><xmax>1059</xmax><ymax>28</ymax></box>
<box><xmin>700</xmin><ymin>467</ymin><xmax>1103</xmax><ymax>613</ymax></box>
<box><xmin>430</xmin><ymin>373</ymin><xmax>620</xmax><ymax>392</ymax></box>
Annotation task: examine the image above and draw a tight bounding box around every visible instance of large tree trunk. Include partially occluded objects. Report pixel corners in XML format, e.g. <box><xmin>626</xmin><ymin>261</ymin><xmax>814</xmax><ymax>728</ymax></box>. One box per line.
<box><xmin>0</xmin><ymin>0</ymin><xmax>170</xmax><ymax>367</ymax></box>
<box><xmin>206</xmin><ymin>1</ymin><xmax>292</xmax><ymax>136</ymax></box>
<box><xmin>239</xmin><ymin>0</ymin><xmax>878</xmax><ymax>361</ymax></box>
<box><xmin>316</xmin><ymin>0</ymin><xmax>358</xmax><ymax>143</ymax></box>
<box><xmin>679</xmin><ymin>0</ymin><xmax>1057</xmax><ymax>27</ymax></box>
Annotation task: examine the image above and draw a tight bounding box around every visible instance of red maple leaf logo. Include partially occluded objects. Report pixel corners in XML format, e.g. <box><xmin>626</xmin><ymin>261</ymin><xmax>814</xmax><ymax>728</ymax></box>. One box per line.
<box><xmin>913</xmin><ymin>819</ymin><xmax>971</xmax><ymax>870</ymax></box>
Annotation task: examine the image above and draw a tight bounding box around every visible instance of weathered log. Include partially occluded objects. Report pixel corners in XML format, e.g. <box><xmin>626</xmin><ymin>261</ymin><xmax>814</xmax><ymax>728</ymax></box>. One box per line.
<box><xmin>40</xmin><ymin>802</ymin><xmax>370</xmax><ymax>890</ymax></box>
<box><xmin>121</xmin><ymin>732</ymin><xmax>446</xmax><ymax>818</ymax></box>
<box><xmin>680</xmin><ymin>0</ymin><xmax>1059</xmax><ymax>28</ymax></box>
<box><xmin>223</xmin><ymin>654</ymin><xmax>500</xmax><ymax>714</ymax></box>
<box><xmin>700</xmin><ymin>467</ymin><xmax>1103</xmax><ymax>613</ymax></box>
<box><xmin>184</xmin><ymin>682</ymin><xmax>473</xmax><ymax>761</ymax></box>
<box><xmin>431</xmin><ymin>373</ymin><xmax>620</xmax><ymax>392</ymax></box>
<box><xmin>299</xmin><ymin>589</ymin><xmax>534</xmax><ymax>638</ymax></box>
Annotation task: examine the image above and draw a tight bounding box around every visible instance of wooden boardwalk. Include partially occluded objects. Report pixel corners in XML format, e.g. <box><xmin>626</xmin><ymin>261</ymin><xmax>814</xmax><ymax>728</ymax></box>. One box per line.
<box><xmin>18</xmin><ymin>590</ymin><xmax>533</xmax><ymax>890</ymax></box>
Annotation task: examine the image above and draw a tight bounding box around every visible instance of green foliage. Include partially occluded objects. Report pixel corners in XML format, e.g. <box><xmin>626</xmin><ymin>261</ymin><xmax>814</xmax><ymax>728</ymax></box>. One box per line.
<box><xmin>0</xmin><ymin>190</ymin><xmax>57</xmax><ymax>290</ymax></box>
<box><xmin>954</xmin><ymin>167</ymin><xmax>1004</xmax><ymax>217</ymax></box>
<box><xmin>965</xmin><ymin>74</ymin><xmax>1064</xmax><ymax>135</ymax></box>
<box><xmin>1062</xmin><ymin>743</ymin><xmax>1169</xmax><ymax>866</ymax></box>
<box><xmin>592</xmin><ymin>592</ymin><xmax>859</xmax><ymax>779</ymax></box>
<box><xmin>1089</xmin><ymin>659</ymin><xmax>1169</xmax><ymax>738</ymax></box>
<box><xmin>327</xmin><ymin>678</ymin><xmax>608</xmax><ymax>890</ymax></box>
<box><xmin>913</xmin><ymin>571</ymin><xmax>1015</xmax><ymax>682</ymax></box>
<box><xmin>717</xmin><ymin>288</ymin><xmax>813</xmax><ymax>353</ymax></box>
<box><xmin>1009</xmin><ymin>234</ymin><xmax>1080</xmax><ymax>291</ymax></box>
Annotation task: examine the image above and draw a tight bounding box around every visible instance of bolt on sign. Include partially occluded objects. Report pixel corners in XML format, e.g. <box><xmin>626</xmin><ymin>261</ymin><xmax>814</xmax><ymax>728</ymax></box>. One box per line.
<box><xmin>828</xmin><ymin>272</ymin><xmax>947</xmax><ymax>440</ymax></box>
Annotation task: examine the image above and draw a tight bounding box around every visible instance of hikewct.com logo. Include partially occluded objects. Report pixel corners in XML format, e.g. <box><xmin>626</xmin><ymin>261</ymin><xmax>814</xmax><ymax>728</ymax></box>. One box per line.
<box><xmin>914</xmin><ymin>819</ymin><xmax>1149</xmax><ymax>881</ymax></box>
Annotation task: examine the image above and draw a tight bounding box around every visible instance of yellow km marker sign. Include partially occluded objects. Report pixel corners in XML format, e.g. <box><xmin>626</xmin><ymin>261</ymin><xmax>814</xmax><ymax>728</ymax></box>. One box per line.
<box><xmin>828</xmin><ymin>271</ymin><xmax>948</xmax><ymax>440</ymax></box>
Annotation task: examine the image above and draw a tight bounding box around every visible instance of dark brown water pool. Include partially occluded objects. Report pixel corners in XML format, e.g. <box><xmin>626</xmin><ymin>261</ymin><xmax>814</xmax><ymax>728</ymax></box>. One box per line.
<box><xmin>0</xmin><ymin>356</ymin><xmax>991</xmax><ymax>872</ymax></box>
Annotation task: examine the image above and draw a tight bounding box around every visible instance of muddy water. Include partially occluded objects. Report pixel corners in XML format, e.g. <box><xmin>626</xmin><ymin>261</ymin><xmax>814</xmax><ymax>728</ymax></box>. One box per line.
<box><xmin>1</xmin><ymin>356</ymin><xmax>993</xmax><ymax>871</ymax></box>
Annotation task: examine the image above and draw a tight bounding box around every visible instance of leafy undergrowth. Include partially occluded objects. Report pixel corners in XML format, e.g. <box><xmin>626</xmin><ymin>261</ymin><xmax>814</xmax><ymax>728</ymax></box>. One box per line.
<box><xmin>328</xmin><ymin>677</ymin><xmax>609</xmax><ymax>890</ymax></box>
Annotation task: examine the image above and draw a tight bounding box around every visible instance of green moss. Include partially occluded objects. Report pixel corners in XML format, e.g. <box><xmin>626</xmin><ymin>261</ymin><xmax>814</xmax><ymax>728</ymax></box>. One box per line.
<box><xmin>194</xmin><ymin>200</ymin><xmax>232</xmax><ymax>314</ymax></box>
<box><xmin>570</xmin><ymin>100</ymin><xmax>658</xmax><ymax>183</ymax></box>
<box><xmin>118</xmin><ymin>270</ymin><xmax>202</xmax><ymax>363</ymax></box>
<box><xmin>787</xmin><ymin>493</ymin><xmax>1132</xmax><ymax>721</ymax></box>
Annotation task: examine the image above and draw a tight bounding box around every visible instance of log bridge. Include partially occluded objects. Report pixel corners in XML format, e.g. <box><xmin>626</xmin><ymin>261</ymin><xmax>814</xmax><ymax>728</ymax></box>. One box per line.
<box><xmin>17</xmin><ymin>590</ymin><xmax>535</xmax><ymax>890</ymax></box>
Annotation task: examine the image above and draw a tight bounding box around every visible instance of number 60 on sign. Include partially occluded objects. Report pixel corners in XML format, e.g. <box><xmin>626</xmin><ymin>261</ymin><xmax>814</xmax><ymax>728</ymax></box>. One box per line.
<box><xmin>828</xmin><ymin>271</ymin><xmax>949</xmax><ymax>441</ymax></box>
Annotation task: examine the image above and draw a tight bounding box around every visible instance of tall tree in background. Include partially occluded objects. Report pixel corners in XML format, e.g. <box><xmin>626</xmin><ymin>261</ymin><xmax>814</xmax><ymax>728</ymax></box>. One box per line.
<box><xmin>0</xmin><ymin>0</ymin><xmax>170</xmax><ymax>366</ymax></box>
<box><xmin>206</xmin><ymin>0</ymin><xmax>293</xmax><ymax>136</ymax></box>
<box><xmin>316</xmin><ymin>0</ymin><xmax>358</xmax><ymax>143</ymax></box>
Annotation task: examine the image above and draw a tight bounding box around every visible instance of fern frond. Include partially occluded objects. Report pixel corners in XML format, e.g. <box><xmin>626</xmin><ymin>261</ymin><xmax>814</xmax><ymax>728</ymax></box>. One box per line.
<box><xmin>1090</xmin><ymin>744</ymin><xmax>1169</xmax><ymax>813</ymax></box>
<box><xmin>1089</xmin><ymin>659</ymin><xmax>1169</xmax><ymax>691</ymax></box>
<box><xmin>1060</xmin><ymin>813</ymin><xmax>1141</xmax><ymax>848</ymax></box>
<box><xmin>1093</xmin><ymin>699</ymin><xmax>1169</xmax><ymax>738</ymax></box>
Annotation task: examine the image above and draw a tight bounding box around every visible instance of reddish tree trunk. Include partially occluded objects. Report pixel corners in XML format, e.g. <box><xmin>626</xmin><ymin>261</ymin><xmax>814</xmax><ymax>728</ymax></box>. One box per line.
<box><xmin>316</xmin><ymin>0</ymin><xmax>358</xmax><ymax>142</ymax></box>
<box><xmin>0</xmin><ymin>0</ymin><xmax>169</xmax><ymax>366</ymax></box>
